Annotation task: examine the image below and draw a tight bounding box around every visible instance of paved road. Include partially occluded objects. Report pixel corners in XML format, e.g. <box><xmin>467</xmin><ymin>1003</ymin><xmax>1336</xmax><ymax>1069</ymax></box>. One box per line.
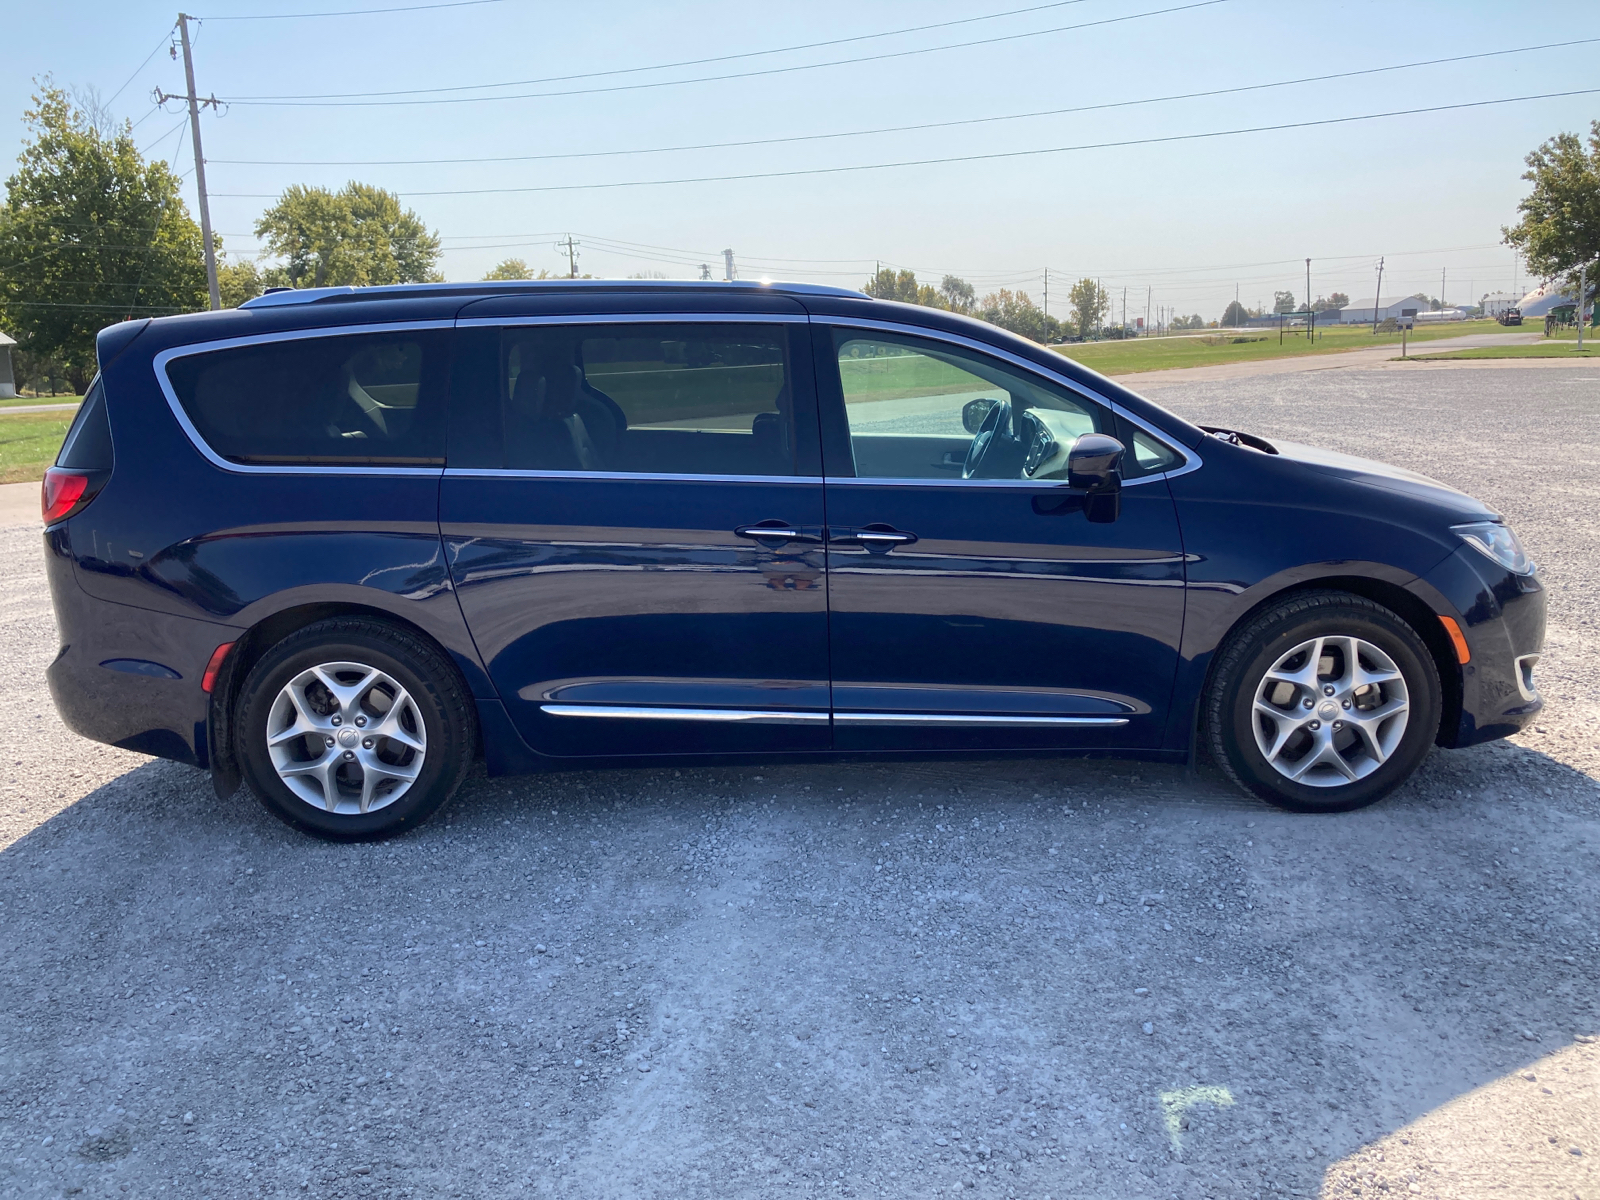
<box><xmin>0</xmin><ymin>366</ymin><xmax>1596</xmax><ymax>1200</ymax></box>
<box><xmin>0</xmin><ymin>402</ymin><xmax>80</xmax><ymax>415</ymax></box>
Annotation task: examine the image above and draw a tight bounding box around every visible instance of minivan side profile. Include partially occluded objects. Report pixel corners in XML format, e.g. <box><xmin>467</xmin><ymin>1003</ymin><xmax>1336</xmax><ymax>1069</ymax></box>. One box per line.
<box><xmin>42</xmin><ymin>281</ymin><xmax>1545</xmax><ymax>839</ymax></box>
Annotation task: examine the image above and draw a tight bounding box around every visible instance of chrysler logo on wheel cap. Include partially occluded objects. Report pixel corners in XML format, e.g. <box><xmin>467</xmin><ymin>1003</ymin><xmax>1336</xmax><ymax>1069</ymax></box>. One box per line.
<box><xmin>337</xmin><ymin>727</ymin><xmax>360</xmax><ymax>747</ymax></box>
<box><xmin>1317</xmin><ymin>701</ymin><xmax>1339</xmax><ymax>721</ymax></box>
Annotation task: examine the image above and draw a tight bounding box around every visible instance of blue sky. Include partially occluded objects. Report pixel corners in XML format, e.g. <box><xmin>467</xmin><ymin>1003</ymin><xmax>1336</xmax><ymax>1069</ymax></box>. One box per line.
<box><xmin>3</xmin><ymin>0</ymin><xmax>1594</xmax><ymax>319</ymax></box>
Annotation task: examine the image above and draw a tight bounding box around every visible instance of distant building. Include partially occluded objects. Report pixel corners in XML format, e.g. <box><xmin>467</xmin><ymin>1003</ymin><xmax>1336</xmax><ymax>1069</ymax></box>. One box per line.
<box><xmin>1480</xmin><ymin>291</ymin><xmax>1520</xmax><ymax>317</ymax></box>
<box><xmin>1335</xmin><ymin>297</ymin><xmax>1433</xmax><ymax>324</ymax></box>
<box><xmin>1514</xmin><ymin>286</ymin><xmax>1572</xmax><ymax>319</ymax></box>
<box><xmin>0</xmin><ymin>331</ymin><xmax>15</xmax><ymax>399</ymax></box>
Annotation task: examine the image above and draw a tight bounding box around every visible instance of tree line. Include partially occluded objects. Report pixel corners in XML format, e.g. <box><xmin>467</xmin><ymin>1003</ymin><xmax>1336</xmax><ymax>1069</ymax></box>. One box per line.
<box><xmin>3</xmin><ymin>80</ymin><xmax>1595</xmax><ymax>390</ymax></box>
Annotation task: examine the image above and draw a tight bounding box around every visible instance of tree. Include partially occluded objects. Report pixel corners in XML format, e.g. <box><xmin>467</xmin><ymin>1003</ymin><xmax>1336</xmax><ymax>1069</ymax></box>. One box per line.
<box><xmin>1273</xmin><ymin>290</ymin><xmax>1297</xmax><ymax>313</ymax></box>
<box><xmin>1221</xmin><ymin>300</ymin><xmax>1249</xmax><ymax>326</ymax></box>
<box><xmin>979</xmin><ymin>288</ymin><xmax>1056</xmax><ymax>341</ymax></box>
<box><xmin>1503</xmin><ymin>120</ymin><xmax>1600</xmax><ymax>299</ymax></box>
<box><xmin>255</xmin><ymin>182</ymin><xmax>442</xmax><ymax>289</ymax></box>
<box><xmin>0</xmin><ymin>82</ymin><xmax>207</xmax><ymax>390</ymax></box>
<box><xmin>1067</xmin><ymin>277</ymin><xmax>1110</xmax><ymax>339</ymax></box>
<box><xmin>484</xmin><ymin>257</ymin><xmax>534</xmax><ymax>280</ymax></box>
<box><xmin>217</xmin><ymin>253</ymin><xmax>262</xmax><ymax>308</ymax></box>
<box><xmin>1171</xmin><ymin>313</ymin><xmax>1205</xmax><ymax>330</ymax></box>
<box><xmin>1311</xmin><ymin>292</ymin><xmax>1348</xmax><ymax>312</ymax></box>
<box><xmin>940</xmin><ymin>274</ymin><xmax>976</xmax><ymax>314</ymax></box>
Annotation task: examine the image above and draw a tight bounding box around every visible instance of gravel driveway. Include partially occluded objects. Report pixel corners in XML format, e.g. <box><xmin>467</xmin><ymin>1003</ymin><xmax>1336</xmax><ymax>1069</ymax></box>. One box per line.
<box><xmin>1</xmin><ymin>363</ymin><xmax>1596</xmax><ymax>1200</ymax></box>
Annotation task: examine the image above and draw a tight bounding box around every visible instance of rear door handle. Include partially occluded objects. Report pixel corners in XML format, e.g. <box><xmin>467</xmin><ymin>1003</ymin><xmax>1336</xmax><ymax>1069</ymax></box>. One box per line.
<box><xmin>828</xmin><ymin>524</ymin><xmax>919</xmax><ymax>552</ymax></box>
<box><xmin>735</xmin><ymin>521</ymin><xmax>824</xmax><ymax>547</ymax></box>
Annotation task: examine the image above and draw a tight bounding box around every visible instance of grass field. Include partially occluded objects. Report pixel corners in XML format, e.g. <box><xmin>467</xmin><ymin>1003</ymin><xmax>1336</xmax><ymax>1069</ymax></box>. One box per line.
<box><xmin>1056</xmin><ymin>319</ymin><xmax>1510</xmax><ymax>375</ymax></box>
<box><xmin>1408</xmin><ymin>342</ymin><xmax>1598</xmax><ymax>361</ymax></box>
<box><xmin>0</xmin><ymin>412</ymin><xmax>73</xmax><ymax>485</ymax></box>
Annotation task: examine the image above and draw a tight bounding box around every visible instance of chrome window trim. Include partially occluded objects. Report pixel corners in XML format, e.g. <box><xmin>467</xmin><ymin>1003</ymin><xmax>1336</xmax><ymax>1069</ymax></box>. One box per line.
<box><xmin>446</xmin><ymin>468</ymin><xmax>823</xmax><ymax>485</ymax></box>
<box><xmin>458</xmin><ymin>311</ymin><xmax>808</xmax><ymax>329</ymax></box>
<box><xmin>152</xmin><ymin>321</ymin><xmax>455</xmax><ymax>477</ymax></box>
<box><xmin>540</xmin><ymin>704</ymin><xmax>827</xmax><ymax>725</ymax></box>
<box><xmin>821</xmin><ymin>316</ymin><xmax>1202</xmax><ymax>486</ymax></box>
<box><xmin>833</xmin><ymin>712</ymin><xmax>1128</xmax><ymax>727</ymax></box>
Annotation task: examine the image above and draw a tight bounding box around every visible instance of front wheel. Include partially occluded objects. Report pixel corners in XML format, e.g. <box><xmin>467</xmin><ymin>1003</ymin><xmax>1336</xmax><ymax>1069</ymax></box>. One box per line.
<box><xmin>1205</xmin><ymin>591</ymin><xmax>1441</xmax><ymax>813</ymax></box>
<box><xmin>236</xmin><ymin>617</ymin><xmax>474</xmax><ymax>840</ymax></box>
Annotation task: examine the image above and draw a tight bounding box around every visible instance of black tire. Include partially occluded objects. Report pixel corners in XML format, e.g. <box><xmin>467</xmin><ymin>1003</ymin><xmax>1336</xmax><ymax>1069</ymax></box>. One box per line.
<box><xmin>1205</xmin><ymin>590</ymin><xmax>1441</xmax><ymax>814</ymax></box>
<box><xmin>236</xmin><ymin>617</ymin><xmax>474</xmax><ymax>840</ymax></box>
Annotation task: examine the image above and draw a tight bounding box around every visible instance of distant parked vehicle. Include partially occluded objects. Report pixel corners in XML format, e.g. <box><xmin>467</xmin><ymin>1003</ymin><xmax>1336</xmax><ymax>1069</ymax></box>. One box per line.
<box><xmin>1497</xmin><ymin>309</ymin><xmax>1522</xmax><ymax>326</ymax></box>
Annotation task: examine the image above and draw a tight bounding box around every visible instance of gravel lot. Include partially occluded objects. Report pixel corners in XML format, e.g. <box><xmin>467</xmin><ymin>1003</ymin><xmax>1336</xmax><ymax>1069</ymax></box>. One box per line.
<box><xmin>1</xmin><ymin>363</ymin><xmax>1596</xmax><ymax>1200</ymax></box>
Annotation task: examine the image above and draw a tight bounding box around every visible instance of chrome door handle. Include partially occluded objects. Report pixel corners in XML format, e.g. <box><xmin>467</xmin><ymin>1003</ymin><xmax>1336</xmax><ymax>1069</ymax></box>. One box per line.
<box><xmin>735</xmin><ymin>522</ymin><xmax>824</xmax><ymax>546</ymax></box>
<box><xmin>828</xmin><ymin>525</ymin><xmax>919</xmax><ymax>551</ymax></box>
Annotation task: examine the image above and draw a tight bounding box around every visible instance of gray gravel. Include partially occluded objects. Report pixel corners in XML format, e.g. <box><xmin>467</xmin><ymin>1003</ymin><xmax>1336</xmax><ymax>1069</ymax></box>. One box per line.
<box><xmin>1</xmin><ymin>363</ymin><xmax>1596</xmax><ymax>1200</ymax></box>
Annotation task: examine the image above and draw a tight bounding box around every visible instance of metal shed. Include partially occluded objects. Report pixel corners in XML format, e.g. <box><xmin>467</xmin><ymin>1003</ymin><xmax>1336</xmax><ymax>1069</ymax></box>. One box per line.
<box><xmin>0</xmin><ymin>330</ymin><xmax>16</xmax><ymax>399</ymax></box>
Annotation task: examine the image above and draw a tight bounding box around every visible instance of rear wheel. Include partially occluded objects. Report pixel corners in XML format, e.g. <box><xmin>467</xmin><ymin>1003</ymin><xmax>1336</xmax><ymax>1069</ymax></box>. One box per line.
<box><xmin>237</xmin><ymin>617</ymin><xmax>474</xmax><ymax>840</ymax></box>
<box><xmin>1206</xmin><ymin>591</ymin><xmax>1441</xmax><ymax>813</ymax></box>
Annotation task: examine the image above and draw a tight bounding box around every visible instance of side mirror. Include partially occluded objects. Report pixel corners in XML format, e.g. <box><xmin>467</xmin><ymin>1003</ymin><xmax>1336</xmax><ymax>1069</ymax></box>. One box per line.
<box><xmin>962</xmin><ymin>397</ymin><xmax>999</xmax><ymax>433</ymax></box>
<box><xmin>1067</xmin><ymin>433</ymin><xmax>1124</xmax><ymax>523</ymax></box>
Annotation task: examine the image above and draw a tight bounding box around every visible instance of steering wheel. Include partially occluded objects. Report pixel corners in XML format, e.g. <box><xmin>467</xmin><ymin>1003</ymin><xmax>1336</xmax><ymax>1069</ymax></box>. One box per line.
<box><xmin>962</xmin><ymin>397</ymin><xmax>1012</xmax><ymax>479</ymax></box>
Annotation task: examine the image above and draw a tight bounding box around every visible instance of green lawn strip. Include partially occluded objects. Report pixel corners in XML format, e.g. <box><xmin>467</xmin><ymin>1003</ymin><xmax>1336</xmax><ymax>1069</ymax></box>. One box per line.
<box><xmin>0</xmin><ymin>412</ymin><xmax>73</xmax><ymax>485</ymax></box>
<box><xmin>1403</xmin><ymin>343</ymin><xmax>1599</xmax><ymax>361</ymax></box>
<box><xmin>1057</xmin><ymin>320</ymin><xmax>1508</xmax><ymax>376</ymax></box>
<box><xmin>0</xmin><ymin>394</ymin><xmax>82</xmax><ymax>409</ymax></box>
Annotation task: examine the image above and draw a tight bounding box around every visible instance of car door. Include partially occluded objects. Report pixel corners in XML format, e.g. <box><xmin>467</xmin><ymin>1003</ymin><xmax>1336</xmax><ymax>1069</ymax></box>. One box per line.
<box><xmin>815</xmin><ymin>322</ymin><xmax>1189</xmax><ymax>751</ymax></box>
<box><xmin>441</xmin><ymin>311</ymin><xmax>829</xmax><ymax>757</ymax></box>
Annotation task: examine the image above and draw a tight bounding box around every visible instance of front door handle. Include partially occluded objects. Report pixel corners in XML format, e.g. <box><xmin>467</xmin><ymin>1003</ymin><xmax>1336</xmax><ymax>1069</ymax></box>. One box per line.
<box><xmin>828</xmin><ymin>524</ymin><xmax>919</xmax><ymax>553</ymax></box>
<box><xmin>735</xmin><ymin>521</ymin><xmax>824</xmax><ymax>547</ymax></box>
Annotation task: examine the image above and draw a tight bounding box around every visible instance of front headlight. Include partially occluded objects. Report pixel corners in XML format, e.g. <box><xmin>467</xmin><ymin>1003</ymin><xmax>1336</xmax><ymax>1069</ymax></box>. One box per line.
<box><xmin>1452</xmin><ymin>521</ymin><xmax>1534</xmax><ymax>575</ymax></box>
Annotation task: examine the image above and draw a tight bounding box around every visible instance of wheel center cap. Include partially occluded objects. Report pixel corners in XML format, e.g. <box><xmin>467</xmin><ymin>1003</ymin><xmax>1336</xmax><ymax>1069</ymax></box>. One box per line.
<box><xmin>1317</xmin><ymin>701</ymin><xmax>1339</xmax><ymax>721</ymax></box>
<box><xmin>337</xmin><ymin>727</ymin><xmax>360</xmax><ymax>747</ymax></box>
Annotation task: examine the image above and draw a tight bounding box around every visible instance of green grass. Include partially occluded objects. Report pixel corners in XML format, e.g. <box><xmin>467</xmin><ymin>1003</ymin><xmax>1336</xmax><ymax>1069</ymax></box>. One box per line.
<box><xmin>0</xmin><ymin>411</ymin><xmax>73</xmax><ymax>485</ymax></box>
<box><xmin>1056</xmin><ymin>319</ymin><xmax>1510</xmax><ymax>375</ymax></box>
<box><xmin>1405</xmin><ymin>342</ymin><xmax>1599</xmax><ymax>361</ymax></box>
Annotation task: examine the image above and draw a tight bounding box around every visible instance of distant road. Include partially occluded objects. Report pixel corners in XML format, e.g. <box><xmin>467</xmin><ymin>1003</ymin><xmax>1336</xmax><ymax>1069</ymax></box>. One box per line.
<box><xmin>0</xmin><ymin>402</ymin><xmax>80</xmax><ymax>414</ymax></box>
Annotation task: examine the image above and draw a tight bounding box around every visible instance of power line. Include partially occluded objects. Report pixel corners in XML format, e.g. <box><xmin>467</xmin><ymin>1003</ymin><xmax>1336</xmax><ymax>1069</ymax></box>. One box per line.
<box><xmin>220</xmin><ymin>0</ymin><xmax>1088</xmax><ymax>100</ymax></box>
<box><xmin>199</xmin><ymin>0</ymin><xmax>513</xmax><ymax>19</ymax></box>
<box><xmin>106</xmin><ymin>27</ymin><xmax>177</xmax><ymax>107</ymax></box>
<box><xmin>209</xmin><ymin>88</ymin><xmax>1600</xmax><ymax>199</ymax></box>
<box><xmin>222</xmin><ymin>0</ymin><xmax>1227</xmax><ymax>106</ymax></box>
<box><xmin>209</xmin><ymin>37</ymin><xmax>1600</xmax><ymax>168</ymax></box>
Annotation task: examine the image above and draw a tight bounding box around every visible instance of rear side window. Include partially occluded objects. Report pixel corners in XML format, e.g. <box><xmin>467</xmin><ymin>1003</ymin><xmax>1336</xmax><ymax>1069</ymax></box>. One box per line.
<box><xmin>165</xmin><ymin>332</ymin><xmax>447</xmax><ymax>466</ymax></box>
<box><xmin>494</xmin><ymin>323</ymin><xmax>798</xmax><ymax>476</ymax></box>
<box><xmin>56</xmin><ymin>379</ymin><xmax>113</xmax><ymax>470</ymax></box>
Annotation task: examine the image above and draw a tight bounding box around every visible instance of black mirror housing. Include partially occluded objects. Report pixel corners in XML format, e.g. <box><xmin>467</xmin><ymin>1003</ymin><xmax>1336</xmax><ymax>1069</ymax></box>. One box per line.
<box><xmin>1067</xmin><ymin>433</ymin><xmax>1124</xmax><ymax>523</ymax></box>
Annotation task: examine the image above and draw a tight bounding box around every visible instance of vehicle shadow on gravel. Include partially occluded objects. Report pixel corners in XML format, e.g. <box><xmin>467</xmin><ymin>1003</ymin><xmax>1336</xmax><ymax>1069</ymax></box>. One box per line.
<box><xmin>1</xmin><ymin>743</ymin><xmax>1596</xmax><ymax>1200</ymax></box>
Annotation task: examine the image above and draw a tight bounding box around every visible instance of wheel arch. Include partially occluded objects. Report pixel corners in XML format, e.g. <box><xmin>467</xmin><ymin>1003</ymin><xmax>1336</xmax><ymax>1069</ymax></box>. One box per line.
<box><xmin>1196</xmin><ymin>574</ymin><xmax>1461</xmax><ymax>754</ymax></box>
<box><xmin>208</xmin><ymin>600</ymin><xmax>483</xmax><ymax>800</ymax></box>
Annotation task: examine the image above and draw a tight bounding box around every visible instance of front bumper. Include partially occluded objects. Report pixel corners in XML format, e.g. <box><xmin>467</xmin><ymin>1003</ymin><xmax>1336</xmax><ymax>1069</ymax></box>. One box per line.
<box><xmin>1418</xmin><ymin>544</ymin><xmax>1546</xmax><ymax>748</ymax></box>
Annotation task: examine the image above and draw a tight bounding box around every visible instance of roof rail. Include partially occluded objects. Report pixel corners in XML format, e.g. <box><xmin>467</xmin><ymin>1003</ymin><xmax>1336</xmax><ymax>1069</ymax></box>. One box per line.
<box><xmin>237</xmin><ymin>279</ymin><xmax>867</xmax><ymax>310</ymax></box>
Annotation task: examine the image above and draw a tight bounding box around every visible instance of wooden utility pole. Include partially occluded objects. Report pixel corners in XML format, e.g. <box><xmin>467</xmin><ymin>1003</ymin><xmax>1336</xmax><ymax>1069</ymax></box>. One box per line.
<box><xmin>156</xmin><ymin>15</ymin><xmax>220</xmax><ymax>310</ymax></box>
<box><xmin>1372</xmin><ymin>257</ymin><xmax>1385</xmax><ymax>334</ymax></box>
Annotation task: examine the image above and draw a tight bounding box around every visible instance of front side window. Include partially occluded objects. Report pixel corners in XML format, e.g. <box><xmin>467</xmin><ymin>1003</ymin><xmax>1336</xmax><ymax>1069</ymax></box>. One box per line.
<box><xmin>832</xmin><ymin>331</ymin><xmax>1106</xmax><ymax>481</ymax></box>
<box><xmin>165</xmin><ymin>332</ymin><xmax>446</xmax><ymax>465</ymax></box>
<box><xmin>497</xmin><ymin>323</ymin><xmax>798</xmax><ymax>476</ymax></box>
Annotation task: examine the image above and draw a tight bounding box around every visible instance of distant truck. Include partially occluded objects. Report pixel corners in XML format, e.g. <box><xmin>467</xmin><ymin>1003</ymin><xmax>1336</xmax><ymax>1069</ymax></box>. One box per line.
<box><xmin>1497</xmin><ymin>308</ymin><xmax>1522</xmax><ymax>326</ymax></box>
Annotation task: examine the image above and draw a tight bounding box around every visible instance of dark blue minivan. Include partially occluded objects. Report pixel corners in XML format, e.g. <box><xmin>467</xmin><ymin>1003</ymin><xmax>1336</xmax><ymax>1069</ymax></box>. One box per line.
<box><xmin>42</xmin><ymin>281</ymin><xmax>1545</xmax><ymax>838</ymax></box>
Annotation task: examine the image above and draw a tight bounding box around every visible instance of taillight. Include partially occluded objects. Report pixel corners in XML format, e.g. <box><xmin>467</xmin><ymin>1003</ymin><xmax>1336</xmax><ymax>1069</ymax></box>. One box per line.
<box><xmin>41</xmin><ymin>468</ymin><xmax>90</xmax><ymax>524</ymax></box>
<box><xmin>202</xmin><ymin>642</ymin><xmax>236</xmax><ymax>693</ymax></box>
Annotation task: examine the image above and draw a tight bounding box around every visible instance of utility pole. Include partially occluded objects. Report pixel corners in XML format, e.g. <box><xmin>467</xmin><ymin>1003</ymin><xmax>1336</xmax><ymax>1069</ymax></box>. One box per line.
<box><xmin>1145</xmin><ymin>286</ymin><xmax>1151</xmax><ymax>338</ymax></box>
<box><xmin>723</xmin><ymin>249</ymin><xmax>736</xmax><ymax>282</ymax></box>
<box><xmin>156</xmin><ymin>14</ymin><xmax>220</xmax><ymax>310</ymax></box>
<box><xmin>1121</xmin><ymin>286</ymin><xmax>1126</xmax><ymax>334</ymax></box>
<box><xmin>553</xmin><ymin>235</ymin><xmax>580</xmax><ymax>278</ymax></box>
<box><xmin>1305</xmin><ymin>258</ymin><xmax>1311</xmax><ymax>314</ymax></box>
<box><xmin>1042</xmin><ymin>268</ymin><xmax>1048</xmax><ymax>321</ymax></box>
<box><xmin>1372</xmin><ymin>257</ymin><xmax>1385</xmax><ymax>334</ymax></box>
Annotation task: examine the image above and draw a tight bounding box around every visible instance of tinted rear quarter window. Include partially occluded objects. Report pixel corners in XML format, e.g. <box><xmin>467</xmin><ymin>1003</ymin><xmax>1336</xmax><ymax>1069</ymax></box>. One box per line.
<box><xmin>56</xmin><ymin>379</ymin><xmax>113</xmax><ymax>470</ymax></box>
<box><xmin>165</xmin><ymin>331</ymin><xmax>447</xmax><ymax>465</ymax></box>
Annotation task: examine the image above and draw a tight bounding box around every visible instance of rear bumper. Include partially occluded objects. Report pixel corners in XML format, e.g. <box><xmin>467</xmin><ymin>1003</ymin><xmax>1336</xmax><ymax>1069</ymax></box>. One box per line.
<box><xmin>44</xmin><ymin>529</ymin><xmax>241</xmax><ymax>766</ymax></box>
<box><xmin>1418</xmin><ymin>545</ymin><xmax>1546</xmax><ymax>748</ymax></box>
